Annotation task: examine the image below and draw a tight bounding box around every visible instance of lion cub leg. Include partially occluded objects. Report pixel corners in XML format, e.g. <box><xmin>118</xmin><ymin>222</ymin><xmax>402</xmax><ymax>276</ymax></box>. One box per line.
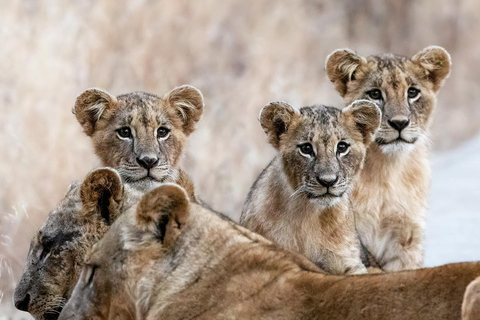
<box><xmin>377</xmin><ymin>217</ymin><xmax>424</xmax><ymax>272</ymax></box>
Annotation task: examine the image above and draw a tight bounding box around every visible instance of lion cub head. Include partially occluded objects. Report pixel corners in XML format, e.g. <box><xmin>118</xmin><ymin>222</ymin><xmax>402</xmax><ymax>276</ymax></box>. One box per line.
<box><xmin>260</xmin><ymin>100</ymin><xmax>380</xmax><ymax>207</ymax></box>
<box><xmin>326</xmin><ymin>46</ymin><xmax>451</xmax><ymax>154</ymax></box>
<box><xmin>74</xmin><ymin>85</ymin><xmax>204</xmax><ymax>183</ymax></box>
<box><xmin>14</xmin><ymin>168</ymin><xmax>140</xmax><ymax>320</ymax></box>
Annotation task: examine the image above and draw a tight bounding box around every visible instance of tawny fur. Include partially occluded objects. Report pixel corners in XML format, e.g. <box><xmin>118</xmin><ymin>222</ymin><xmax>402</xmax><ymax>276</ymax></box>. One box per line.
<box><xmin>463</xmin><ymin>277</ymin><xmax>480</xmax><ymax>320</ymax></box>
<box><xmin>13</xmin><ymin>168</ymin><xmax>153</xmax><ymax>320</ymax></box>
<box><xmin>74</xmin><ymin>85</ymin><xmax>203</xmax><ymax>200</ymax></box>
<box><xmin>240</xmin><ymin>101</ymin><xmax>381</xmax><ymax>275</ymax></box>
<box><xmin>326</xmin><ymin>46</ymin><xmax>451</xmax><ymax>271</ymax></box>
<box><xmin>60</xmin><ymin>184</ymin><xmax>480</xmax><ymax>320</ymax></box>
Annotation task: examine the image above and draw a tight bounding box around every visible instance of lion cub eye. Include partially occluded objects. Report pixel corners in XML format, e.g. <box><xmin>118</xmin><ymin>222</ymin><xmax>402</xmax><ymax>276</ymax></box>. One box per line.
<box><xmin>366</xmin><ymin>89</ymin><xmax>382</xmax><ymax>100</ymax></box>
<box><xmin>157</xmin><ymin>127</ymin><xmax>170</xmax><ymax>139</ymax></box>
<box><xmin>298</xmin><ymin>143</ymin><xmax>314</xmax><ymax>157</ymax></box>
<box><xmin>116</xmin><ymin>127</ymin><xmax>132</xmax><ymax>139</ymax></box>
<box><xmin>336</xmin><ymin>142</ymin><xmax>350</xmax><ymax>155</ymax></box>
<box><xmin>407</xmin><ymin>87</ymin><xmax>420</xmax><ymax>99</ymax></box>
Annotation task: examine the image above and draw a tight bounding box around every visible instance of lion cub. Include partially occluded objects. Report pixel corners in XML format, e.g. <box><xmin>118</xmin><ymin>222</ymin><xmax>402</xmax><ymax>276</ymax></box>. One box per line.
<box><xmin>74</xmin><ymin>84</ymin><xmax>203</xmax><ymax>198</ymax></box>
<box><xmin>326</xmin><ymin>46</ymin><xmax>451</xmax><ymax>271</ymax></box>
<box><xmin>14</xmin><ymin>168</ymin><xmax>138</xmax><ymax>319</ymax></box>
<box><xmin>240</xmin><ymin>100</ymin><xmax>381</xmax><ymax>275</ymax></box>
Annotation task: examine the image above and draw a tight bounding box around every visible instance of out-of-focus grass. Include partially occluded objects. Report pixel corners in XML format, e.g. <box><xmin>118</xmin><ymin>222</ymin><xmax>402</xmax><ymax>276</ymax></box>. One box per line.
<box><xmin>1</xmin><ymin>0</ymin><xmax>480</xmax><ymax>317</ymax></box>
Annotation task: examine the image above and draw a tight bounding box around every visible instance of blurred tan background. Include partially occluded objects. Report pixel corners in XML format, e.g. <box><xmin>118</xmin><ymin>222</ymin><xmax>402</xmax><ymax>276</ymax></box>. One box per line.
<box><xmin>1</xmin><ymin>0</ymin><xmax>480</xmax><ymax>317</ymax></box>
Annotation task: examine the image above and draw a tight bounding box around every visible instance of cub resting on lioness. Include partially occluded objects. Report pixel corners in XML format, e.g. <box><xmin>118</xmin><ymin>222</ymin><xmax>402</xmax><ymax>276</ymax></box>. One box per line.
<box><xmin>13</xmin><ymin>169</ymin><xmax>149</xmax><ymax>320</ymax></box>
<box><xmin>74</xmin><ymin>84</ymin><xmax>203</xmax><ymax>199</ymax></box>
<box><xmin>326</xmin><ymin>46</ymin><xmax>451</xmax><ymax>271</ymax></box>
<box><xmin>241</xmin><ymin>100</ymin><xmax>381</xmax><ymax>274</ymax></box>
<box><xmin>60</xmin><ymin>183</ymin><xmax>480</xmax><ymax>320</ymax></box>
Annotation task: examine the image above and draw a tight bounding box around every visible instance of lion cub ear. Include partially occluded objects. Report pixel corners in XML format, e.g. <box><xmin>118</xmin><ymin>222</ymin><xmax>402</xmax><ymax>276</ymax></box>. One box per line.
<box><xmin>325</xmin><ymin>49</ymin><xmax>367</xmax><ymax>97</ymax></box>
<box><xmin>342</xmin><ymin>100</ymin><xmax>381</xmax><ymax>144</ymax></box>
<box><xmin>80</xmin><ymin>168</ymin><xmax>124</xmax><ymax>225</ymax></box>
<box><xmin>74</xmin><ymin>88</ymin><xmax>117</xmax><ymax>136</ymax></box>
<box><xmin>259</xmin><ymin>101</ymin><xmax>299</xmax><ymax>149</ymax></box>
<box><xmin>412</xmin><ymin>46</ymin><xmax>451</xmax><ymax>92</ymax></box>
<box><xmin>165</xmin><ymin>85</ymin><xmax>204</xmax><ymax>136</ymax></box>
<box><xmin>136</xmin><ymin>184</ymin><xmax>190</xmax><ymax>247</ymax></box>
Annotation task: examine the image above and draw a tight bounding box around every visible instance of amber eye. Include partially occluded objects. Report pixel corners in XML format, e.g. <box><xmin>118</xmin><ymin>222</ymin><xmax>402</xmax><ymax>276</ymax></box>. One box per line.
<box><xmin>116</xmin><ymin>127</ymin><xmax>132</xmax><ymax>139</ymax></box>
<box><xmin>367</xmin><ymin>89</ymin><xmax>382</xmax><ymax>100</ymax></box>
<box><xmin>407</xmin><ymin>87</ymin><xmax>420</xmax><ymax>99</ymax></box>
<box><xmin>298</xmin><ymin>143</ymin><xmax>314</xmax><ymax>157</ymax></box>
<box><xmin>157</xmin><ymin>127</ymin><xmax>170</xmax><ymax>138</ymax></box>
<box><xmin>337</xmin><ymin>141</ymin><xmax>350</xmax><ymax>155</ymax></box>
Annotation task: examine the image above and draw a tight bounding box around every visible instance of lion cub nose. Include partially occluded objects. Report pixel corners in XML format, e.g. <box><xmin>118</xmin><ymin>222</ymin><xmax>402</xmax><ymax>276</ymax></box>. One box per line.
<box><xmin>387</xmin><ymin>116</ymin><xmax>410</xmax><ymax>132</ymax></box>
<box><xmin>316</xmin><ymin>174</ymin><xmax>339</xmax><ymax>188</ymax></box>
<box><xmin>136</xmin><ymin>156</ymin><xmax>159</xmax><ymax>170</ymax></box>
<box><xmin>14</xmin><ymin>293</ymin><xmax>30</xmax><ymax>312</ymax></box>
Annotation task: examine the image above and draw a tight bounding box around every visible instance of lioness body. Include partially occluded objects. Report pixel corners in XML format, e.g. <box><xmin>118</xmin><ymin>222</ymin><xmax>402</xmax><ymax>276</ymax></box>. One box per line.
<box><xmin>241</xmin><ymin>101</ymin><xmax>381</xmax><ymax>274</ymax></box>
<box><xmin>326</xmin><ymin>46</ymin><xmax>451</xmax><ymax>271</ymax></box>
<box><xmin>61</xmin><ymin>184</ymin><xmax>480</xmax><ymax>320</ymax></box>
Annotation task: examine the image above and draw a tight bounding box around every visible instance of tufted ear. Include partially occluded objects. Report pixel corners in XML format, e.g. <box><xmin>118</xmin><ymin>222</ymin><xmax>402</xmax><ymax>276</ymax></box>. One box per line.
<box><xmin>325</xmin><ymin>49</ymin><xmax>367</xmax><ymax>97</ymax></box>
<box><xmin>342</xmin><ymin>100</ymin><xmax>381</xmax><ymax>144</ymax></box>
<box><xmin>412</xmin><ymin>46</ymin><xmax>451</xmax><ymax>92</ymax></box>
<box><xmin>74</xmin><ymin>88</ymin><xmax>117</xmax><ymax>136</ymax></box>
<box><xmin>259</xmin><ymin>101</ymin><xmax>299</xmax><ymax>149</ymax></box>
<box><xmin>136</xmin><ymin>184</ymin><xmax>190</xmax><ymax>247</ymax></box>
<box><xmin>80</xmin><ymin>168</ymin><xmax>124</xmax><ymax>225</ymax></box>
<box><xmin>165</xmin><ymin>85</ymin><xmax>204</xmax><ymax>136</ymax></box>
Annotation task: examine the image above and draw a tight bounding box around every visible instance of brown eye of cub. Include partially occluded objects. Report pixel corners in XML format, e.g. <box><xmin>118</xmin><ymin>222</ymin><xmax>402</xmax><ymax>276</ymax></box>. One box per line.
<box><xmin>299</xmin><ymin>143</ymin><xmax>314</xmax><ymax>156</ymax></box>
<box><xmin>157</xmin><ymin>127</ymin><xmax>170</xmax><ymax>138</ymax></box>
<box><xmin>367</xmin><ymin>89</ymin><xmax>382</xmax><ymax>100</ymax></box>
<box><xmin>116</xmin><ymin>127</ymin><xmax>132</xmax><ymax>139</ymax></box>
<box><xmin>408</xmin><ymin>87</ymin><xmax>420</xmax><ymax>99</ymax></box>
<box><xmin>337</xmin><ymin>142</ymin><xmax>349</xmax><ymax>154</ymax></box>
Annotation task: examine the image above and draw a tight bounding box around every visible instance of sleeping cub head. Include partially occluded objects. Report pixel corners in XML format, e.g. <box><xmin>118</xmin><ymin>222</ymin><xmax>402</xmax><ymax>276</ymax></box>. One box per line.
<box><xmin>74</xmin><ymin>85</ymin><xmax>204</xmax><ymax>183</ymax></box>
<box><xmin>260</xmin><ymin>100</ymin><xmax>380</xmax><ymax>207</ymax></box>
<box><xmin>14</xmin><ymin>168</ymin><xmax>141</xmax><ymax>320</ymax></box>
<box><xmin>326</xmin><ymin>46</ymin><xmax>451</xmax><ymax>154</ymax></box>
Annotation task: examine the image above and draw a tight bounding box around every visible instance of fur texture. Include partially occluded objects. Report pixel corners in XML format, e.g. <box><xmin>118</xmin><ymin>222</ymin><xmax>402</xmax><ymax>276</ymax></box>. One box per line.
<box><xmin>326</xmin><ymin>46</ymin><xmax>451</xmax><ymax>271</ymax></box>
<box><xmin>240</xmin><ymin>101</ymin><xmax>381</xmax><ymax>274</ymax></box>
<box><xmin>74</xmin><ymin>85</ymin><xmax>203</xmax><ymax>195</ymax></box>
<box><xmin>13</xmin><ymin>169</ymin><xmax>147</xmax><ymax>320</ymax></box>
<box><xmin>60</xmin><ymin>184</ymin><xmax>480</xmax><ymax>320</ymax></box>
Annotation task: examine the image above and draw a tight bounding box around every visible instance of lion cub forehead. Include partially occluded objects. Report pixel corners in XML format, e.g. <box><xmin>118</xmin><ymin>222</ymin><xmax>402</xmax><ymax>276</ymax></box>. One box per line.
<box><xmin>115</xmin><ymin>92</ymin><xmax>173</xmax><ymax>126</ymax></box>
<box><xmin>296</xmin><ymin>105</ymin><xmax>346</xmax><ymax>139</ymax></box>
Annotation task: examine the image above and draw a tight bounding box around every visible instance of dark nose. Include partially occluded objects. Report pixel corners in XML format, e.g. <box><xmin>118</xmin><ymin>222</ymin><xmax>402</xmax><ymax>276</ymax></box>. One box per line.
<box><xmin>388</xmin><ymin>116</ymin><xmax>410</xmax><ymax>132</ymax></box>
<box><xmin>14</xmin><ymin>293</ymin><xmax>30</xmax><ymax>312</ymax></box>
<box><xmin>136</xmin><ymin>156</ymin><xmax>159</xmax><ymax>170</ymax></box>
<box><xmin>316</xmin><ymin>174</ymin><xmax>339</xmax><ymax>188</ymax></box>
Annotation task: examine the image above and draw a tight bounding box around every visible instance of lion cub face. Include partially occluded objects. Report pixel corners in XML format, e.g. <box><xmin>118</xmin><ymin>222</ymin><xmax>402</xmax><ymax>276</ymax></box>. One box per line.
<box><xmin>260</xmin><ymin>100</ymin><xmax>380</xmax><ymax>207</ymax></box>
<box><xmin>75</xmin><ymin>85</ymin><xmax>204</xmax><ymax>183</ymax></box>
<box><xmin>14</xmin><ymin>169</ymin><xmax>136</xmax><ymax>320</ymax></box>
<box><xmin>326</xmin><ymin>46</ymin><xmax>451</xmax><ymax>154</ymax></box>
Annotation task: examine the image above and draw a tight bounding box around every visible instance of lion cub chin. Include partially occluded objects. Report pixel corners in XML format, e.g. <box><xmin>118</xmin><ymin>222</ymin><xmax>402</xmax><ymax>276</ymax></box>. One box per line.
<box><xmin>326</xmin><ymin>46</ymin><xmax>451</xmax><ymax>271</ymax></box>
<box><xmin>74</xmin><ymin>84</ymin><xmax>204</xmax><ymax>198</ymax></box>
<box><xmin>240</xmin><ymin>100</ymin><xmax>381</xmax><ymax>275</ymax></box>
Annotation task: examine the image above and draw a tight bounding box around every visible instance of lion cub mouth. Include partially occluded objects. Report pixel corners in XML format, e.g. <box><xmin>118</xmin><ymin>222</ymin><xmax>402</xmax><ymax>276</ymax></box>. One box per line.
<box><xmin>375</xmin><ymin>136</ymin><xmax>418</xmax><ymax>146</ymax></box>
